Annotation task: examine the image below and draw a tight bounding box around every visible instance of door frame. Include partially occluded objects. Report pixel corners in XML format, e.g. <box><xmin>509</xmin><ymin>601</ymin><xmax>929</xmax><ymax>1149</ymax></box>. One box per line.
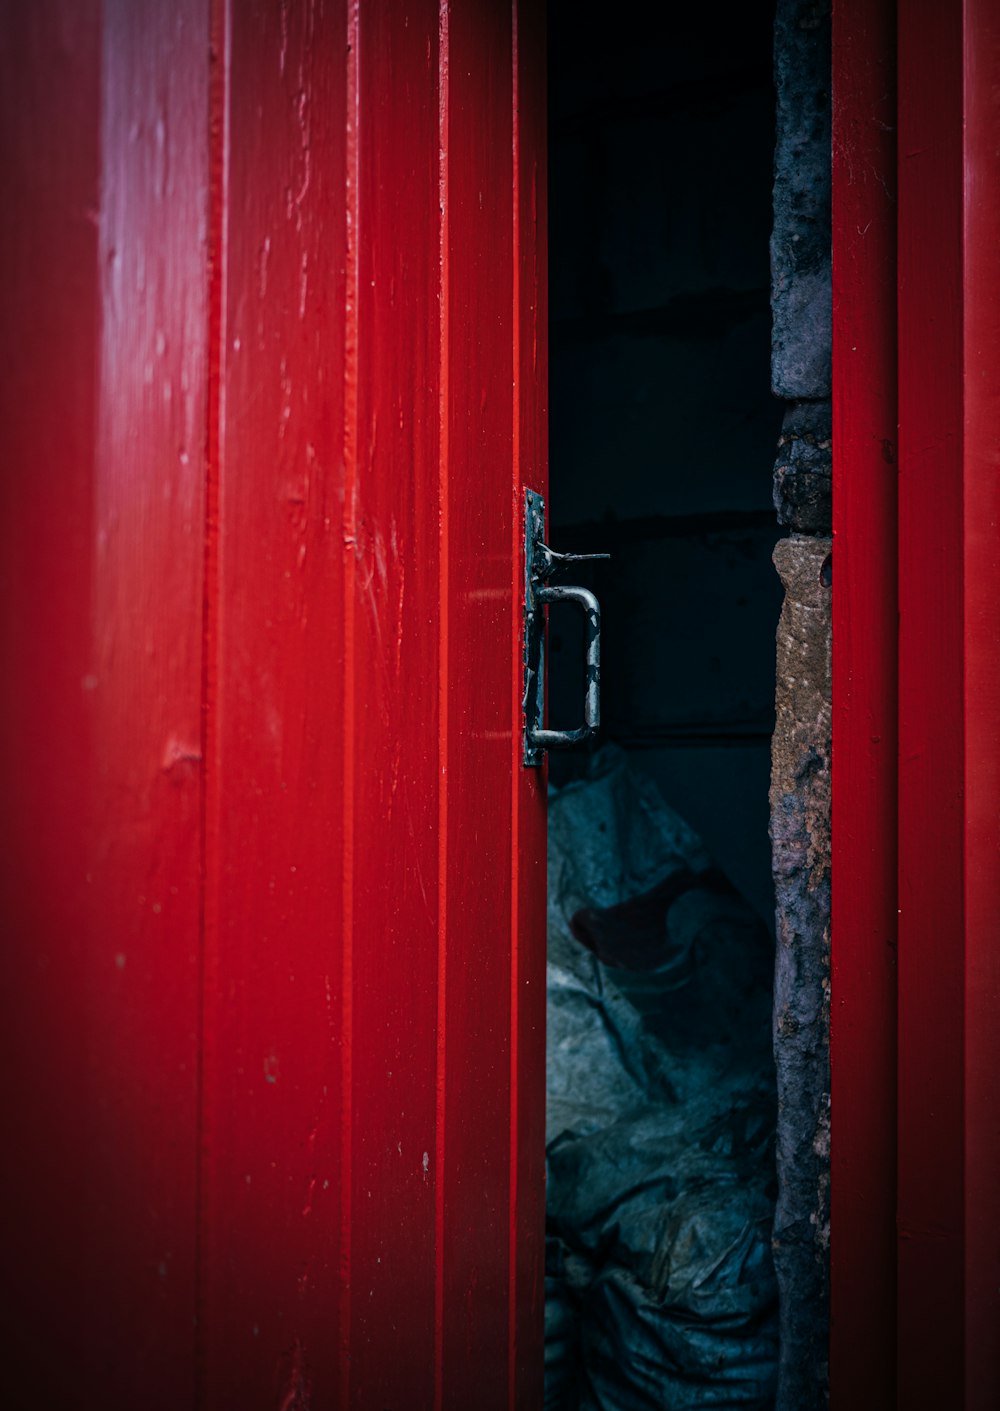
<box><xmin>831</xmin><ymin>0</ymin><xmax>1000</xmax><ymax>1404</ymax></box>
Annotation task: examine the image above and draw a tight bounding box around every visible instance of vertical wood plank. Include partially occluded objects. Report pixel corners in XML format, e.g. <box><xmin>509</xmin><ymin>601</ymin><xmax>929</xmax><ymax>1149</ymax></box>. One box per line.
<box><xmin>434</xmin><ymin>3</ymin><xmax>452</xmax><ymax>1398</ymax></box>
<box><xmin>896</xmin><ymin>1</ymin><xmax>965</xmax><ymax>1403</ymax></box>
<box><xmin>0</xmin><ymin>1</ymin><xmax>208</xmax><ymax>1404</ymax></box>
<box><xmin>511</xmin><ymin>0</ymin><xmax>548</xmax><ymax>1403</ymax></box>
<box><xmin>344</xmin><ymin>1</ymin><xmax>442</xmax><ymax>1404</ymax></box>
<box><xmin>829</xmin><ymin>0</ymin><xmax>897</xmax><ymax>1402</ymax></box>
<box><xmin>87</xmin><ymin>7</ymin><xmax>209</xmax><ymax>1398</ymax></box>
<box><xmin>2</xmin><ymin>4</ymin><xmax>548</xmax><ymax>1405</ymax></box>
<box><xmin>440</xmin><ymin>1</ymin><xmax>516</xmax><ymax>1404</ymax></box>
<box><xmin>962</xmin><ymin>1</ymin><xmax>1000</xmax><ymax>1403</ymax></box>
<box><xmin>201</xmin><ymin>0</ymin><xmax>349</xmax><ymax>1402</ymax></box>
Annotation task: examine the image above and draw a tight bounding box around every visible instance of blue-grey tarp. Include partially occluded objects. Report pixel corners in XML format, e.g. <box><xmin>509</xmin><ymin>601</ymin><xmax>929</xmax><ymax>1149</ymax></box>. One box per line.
<box><xmin>545</xmin><ymin>748</ymin><xmax>778</xmax><ymax>1410</ymax></box>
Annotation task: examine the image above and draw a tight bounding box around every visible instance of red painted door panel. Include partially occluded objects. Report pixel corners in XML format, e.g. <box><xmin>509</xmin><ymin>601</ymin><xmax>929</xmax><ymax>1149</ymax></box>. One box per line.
<box><xmin>1</xmin><ymin>3</ymin><xmax>208</xmax><ymax>1404</ymax></box>
<box><xmin>832</xmin><ymin>0</ymin><xmax>1000</xmax><ymax>1404</ymax></box>
<box><xmin>1</xmin><ymin>2</ymin><xmax>546</xmax><ymax>1407</ymax></box>
<box><xmin>200</xmin><ymin>0</ymin><xmax>351</xmax><ymax>1403</ymax></box>
<box><xmin>830</xmin><ymin>0</ymin><xmax>898</xmax><ymax>1400</ymax></box>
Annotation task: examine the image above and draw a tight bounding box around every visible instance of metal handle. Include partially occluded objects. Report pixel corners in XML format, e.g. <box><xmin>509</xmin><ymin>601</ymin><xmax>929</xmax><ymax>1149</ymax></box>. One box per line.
<box><xmin>522</xmin><ymin>489</ymin><xmax>606</xmax><ymax>765</ymax></box>
<box><xmin>531</xmin><ymin>583</ymin><xmax>601</xmax><ymax>751</ymax></box>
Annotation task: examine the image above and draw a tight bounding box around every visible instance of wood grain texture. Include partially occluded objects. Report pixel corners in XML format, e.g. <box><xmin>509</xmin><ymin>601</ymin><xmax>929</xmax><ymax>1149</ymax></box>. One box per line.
<box><xmin>829</xmin><ymin>0</ymin><xmax>898</xmax><ymax>1403</ymax></box>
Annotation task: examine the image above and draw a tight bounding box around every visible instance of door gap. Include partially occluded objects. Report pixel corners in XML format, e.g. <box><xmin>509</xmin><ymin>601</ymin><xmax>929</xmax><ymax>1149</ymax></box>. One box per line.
<box><xmin>544</xmin><ymin>5</ymin><xmax>781</xmax><ymax>1405</ymax></box>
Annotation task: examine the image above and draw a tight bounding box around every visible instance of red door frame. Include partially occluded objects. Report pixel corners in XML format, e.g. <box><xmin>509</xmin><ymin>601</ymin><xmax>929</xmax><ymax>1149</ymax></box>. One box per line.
<box><xmin>831</xmin><ymin>0</ymin><xmax>1000</xmax><ymax>1404</ymax></box>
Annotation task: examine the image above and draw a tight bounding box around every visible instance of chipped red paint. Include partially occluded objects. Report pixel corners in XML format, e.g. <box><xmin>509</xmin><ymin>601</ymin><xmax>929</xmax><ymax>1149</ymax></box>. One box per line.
<box><xmin>199</xmin><ymin>0</ymin><xmax>351</xmax><ymax>1403</ymax></box>
<box><xmin>0</xmin><ymin>1</ymin><xmax>546</xmax><ymax>1405</ymax></box>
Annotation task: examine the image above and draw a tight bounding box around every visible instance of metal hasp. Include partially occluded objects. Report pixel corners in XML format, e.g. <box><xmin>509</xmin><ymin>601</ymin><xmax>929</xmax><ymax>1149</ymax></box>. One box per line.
<box><xmin>522</xmin><ymin>488</ymin><xmax>608</xmax><ymax>766</ymax></box>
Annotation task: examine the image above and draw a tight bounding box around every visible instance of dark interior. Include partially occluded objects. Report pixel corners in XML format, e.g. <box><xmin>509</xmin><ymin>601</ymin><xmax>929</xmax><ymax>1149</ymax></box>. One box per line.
<box><xmin>547</xmin><ymin>0</ymin><xmax>781</xmax><ymax>930</ymax></box>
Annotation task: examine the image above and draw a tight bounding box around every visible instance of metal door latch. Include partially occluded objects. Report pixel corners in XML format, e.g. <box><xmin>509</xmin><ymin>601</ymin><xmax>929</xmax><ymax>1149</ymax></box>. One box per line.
<box><xmin>522</xmin><ymin>488</ymin><xmax>608</xmax><ymax>766</ymax></box>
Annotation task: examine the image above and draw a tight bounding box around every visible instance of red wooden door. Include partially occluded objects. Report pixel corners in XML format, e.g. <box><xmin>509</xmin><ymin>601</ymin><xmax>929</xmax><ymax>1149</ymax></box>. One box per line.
<box><xmin>0</xmin><ymin>2</ymin><xmax>547</xmax><ymax>1407</ymax></box>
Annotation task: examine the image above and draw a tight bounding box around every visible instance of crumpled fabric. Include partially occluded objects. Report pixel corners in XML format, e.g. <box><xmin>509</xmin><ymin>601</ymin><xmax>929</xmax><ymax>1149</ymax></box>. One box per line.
<box><xmin>546</xmin><ymin>747</ymin><xmax>778</xmax><ymax>1410</ymax></box>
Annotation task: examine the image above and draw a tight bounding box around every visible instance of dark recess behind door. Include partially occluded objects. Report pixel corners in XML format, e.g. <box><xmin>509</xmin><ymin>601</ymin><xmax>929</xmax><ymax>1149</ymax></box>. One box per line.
<box><xmin>547</xmin><ymin>0</ymin><xmax>781</xmax><ymax>928</ymax></box>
